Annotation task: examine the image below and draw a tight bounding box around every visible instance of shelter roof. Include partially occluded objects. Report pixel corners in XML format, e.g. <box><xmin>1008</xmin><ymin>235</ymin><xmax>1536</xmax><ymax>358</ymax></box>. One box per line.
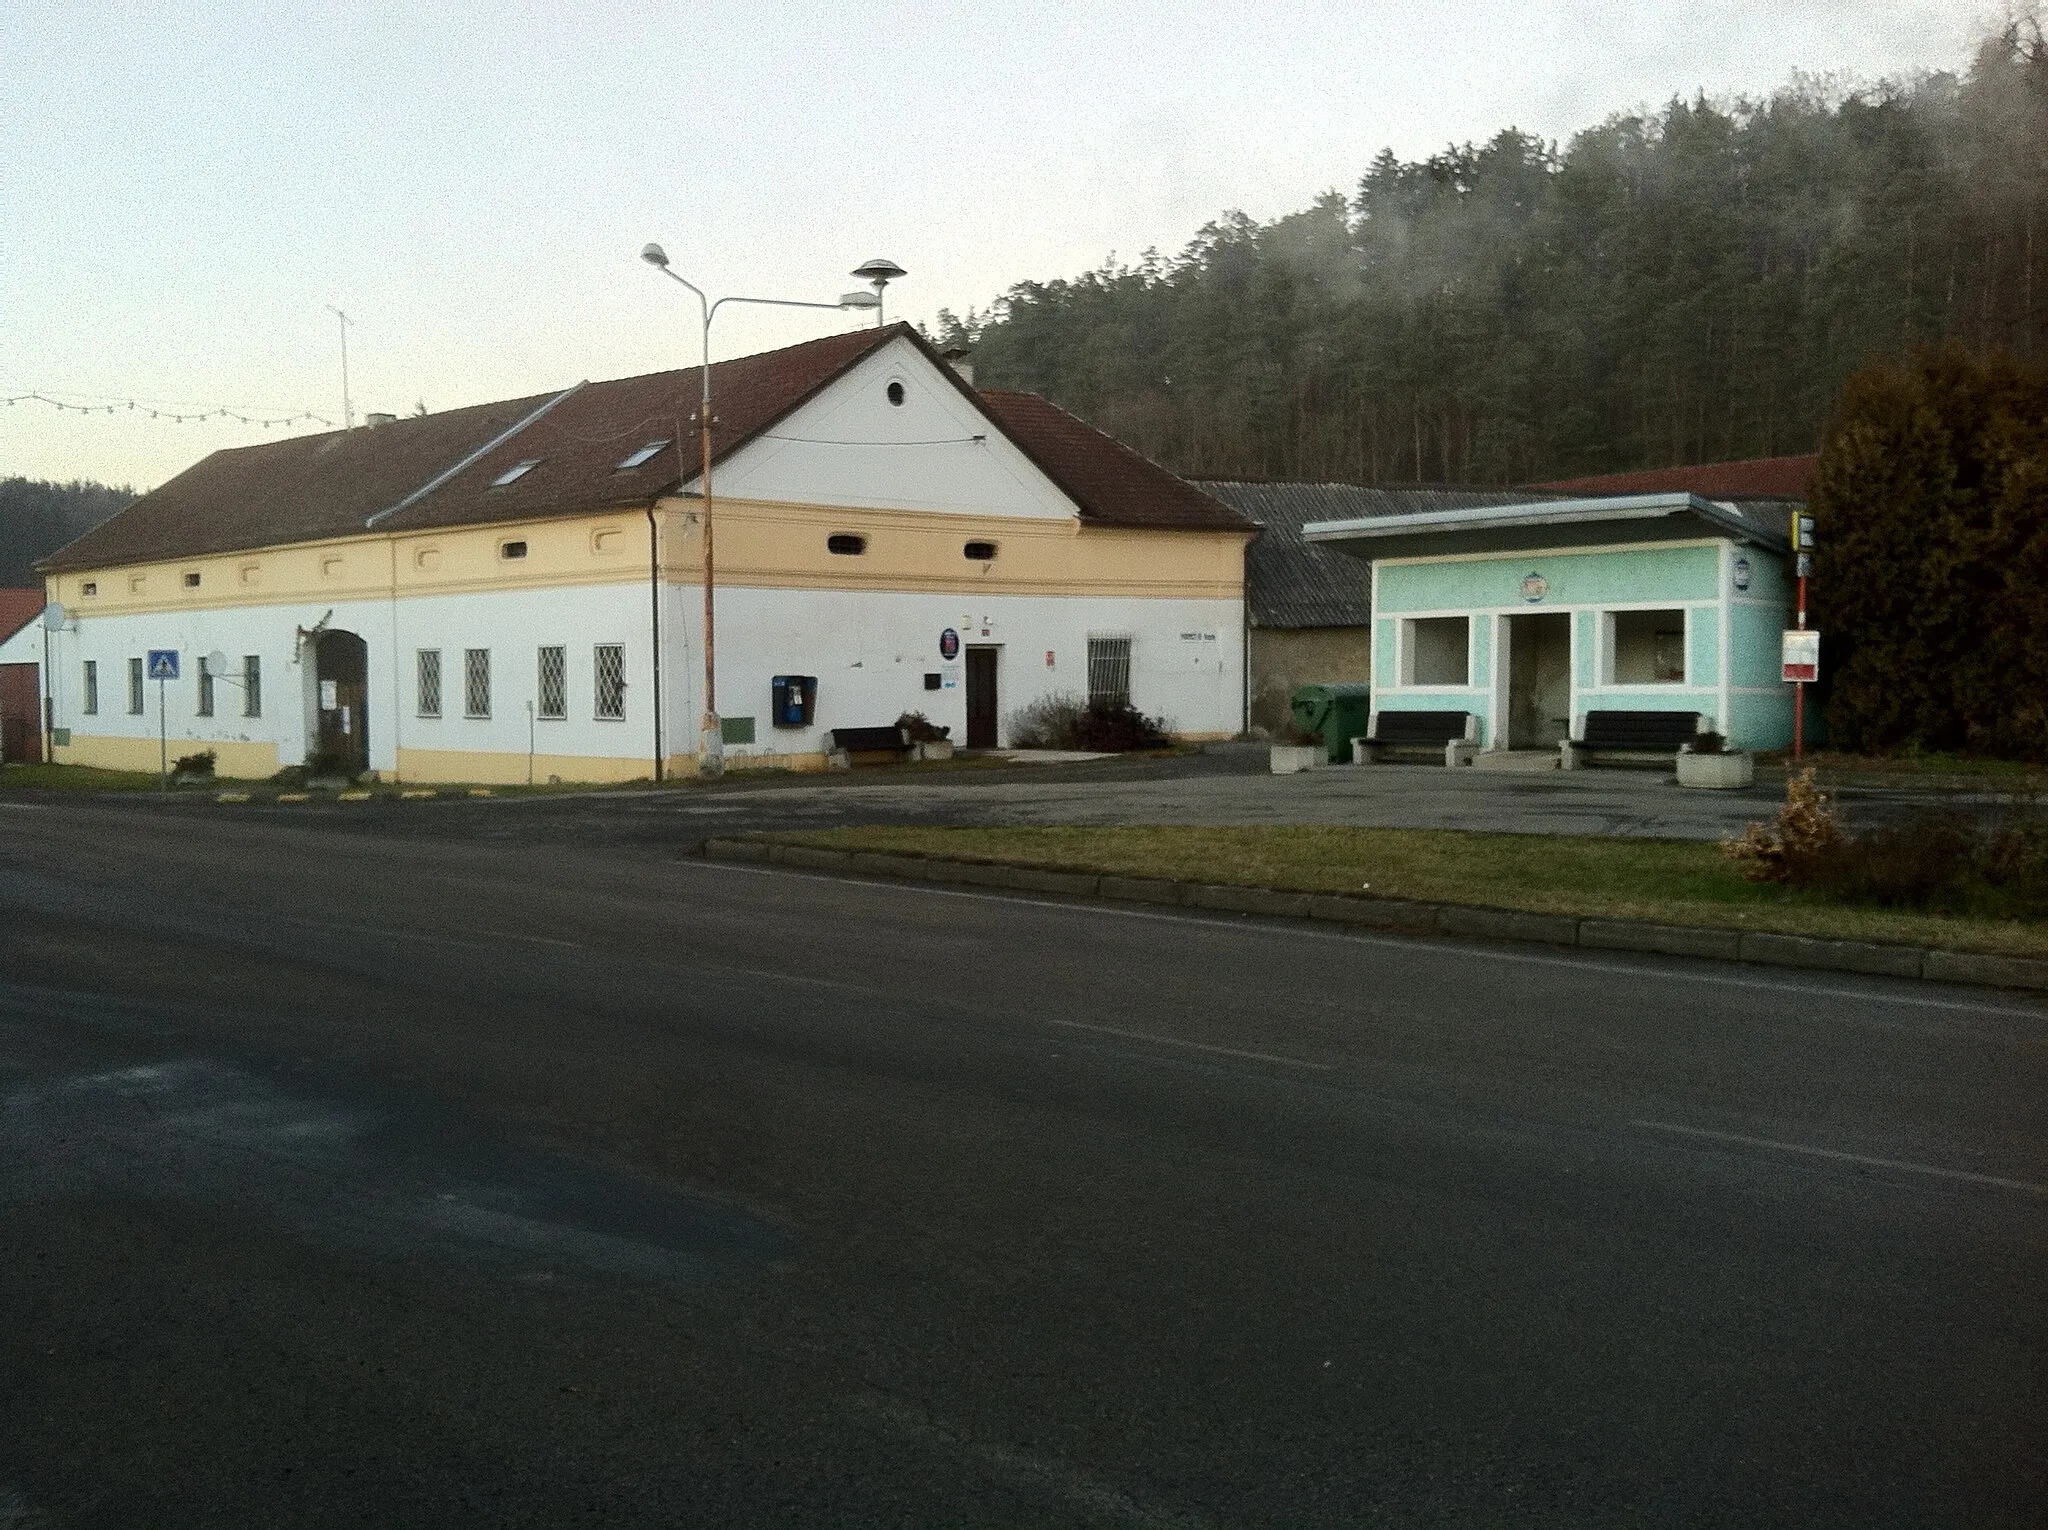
<box><xmin>1302</xmin><ymin>491</ymin><xmax>1793</xmax><ymax>563</ymax></box>
<box><xmin>1196</xmin><ymin>482</ymin><xmax>1553</xmax><ymax>627</ymax></box>
<box><xmin>41</xmin><ymin>325</ymin><xmax>1245</xmax><ymax>573</ymax></box>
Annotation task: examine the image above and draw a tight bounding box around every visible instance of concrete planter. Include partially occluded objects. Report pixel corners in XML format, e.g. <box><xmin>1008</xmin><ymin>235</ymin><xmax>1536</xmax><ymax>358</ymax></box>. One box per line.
<box><xmin>916</xmin><ymin>739</ymin><xmax>955</xmax><ymax>762</ymax></box>
<box><xmin>1676</xmin><ymin>748</ymin><xmax>1755</xmax><ymax>789</ymax></box>
<box><xmin>1269</xmin><ymin>744</ymin><xmax>1323</xmax><ymax>775</ymax></box>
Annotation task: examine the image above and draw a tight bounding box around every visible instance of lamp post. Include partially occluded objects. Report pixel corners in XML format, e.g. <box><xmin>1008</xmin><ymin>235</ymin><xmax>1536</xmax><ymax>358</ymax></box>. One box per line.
<box><xmin>640</xmin><ymin>244</ymin><xmax>885</xmax><ymax>776</ymax></box>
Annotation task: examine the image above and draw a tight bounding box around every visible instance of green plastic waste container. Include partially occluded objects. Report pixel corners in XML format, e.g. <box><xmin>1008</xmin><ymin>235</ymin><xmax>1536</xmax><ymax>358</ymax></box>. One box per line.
<box><xmin>1289</xmin><ymin>682</ymin><xmax>1375</xmax><ymax>763</ymax></box>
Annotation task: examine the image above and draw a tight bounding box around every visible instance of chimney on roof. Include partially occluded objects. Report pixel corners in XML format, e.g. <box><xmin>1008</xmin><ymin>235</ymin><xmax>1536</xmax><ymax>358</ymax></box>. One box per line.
<box><xmin>940</xmin><ymin>346</ymin><xmax>974</xmax><ymax>388</ymax></box>
<box><xmin>363</xmin><ymin>411</ymin><xmax>397</xmax><ymax>429</ymax></box>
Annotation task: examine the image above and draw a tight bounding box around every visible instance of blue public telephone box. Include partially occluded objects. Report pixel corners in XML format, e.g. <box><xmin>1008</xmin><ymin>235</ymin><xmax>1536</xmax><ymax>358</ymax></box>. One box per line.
<box><xmin>771</xmin><ymin>675</ymin><xmax>816</xmax><ymax>728</ymax></box>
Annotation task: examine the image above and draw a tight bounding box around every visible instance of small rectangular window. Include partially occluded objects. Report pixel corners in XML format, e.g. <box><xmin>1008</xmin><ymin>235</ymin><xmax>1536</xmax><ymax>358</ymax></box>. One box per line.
<box><xmin>183</xmin><ymin>571</ymin><xmax>201</xmax><ymax>588</ymax></box>
<box><xmin>464</xmin><ymin>648</ymin><xmax>491</xmax><ymax>719</ymax></box>
<box><xmin>594</xmin><ymin>644</ymin><xmax>626</xmax><ymax>720</ymax></box>
<box><xmin>82</xmin><ymin>660</ymin><xmax>98</xmax><ymax>715</ymax></box>
<box><xmin>616</xmin><ymin>440</ymin><xmax>669</xmax><ymax>470</ymax></box>
<box><xmin>500</xmin><ymin>540</ymin><xmax>528</xmax><ymax>559</ymax></box>
<box><xmin>491</xmin><ymin>459</ymin><xmax>540</xmax><ymax>488</ymax></box>
<box><xmin>417</xmin><ymin>649</ymin><xmax>442</xmax><ymax>718</ymax></box>
<box><xmin>537</xmin><ymin>646</ymin><xmax>566</xmax><ymax>719</ymax></box>
<box><xmin>243</xmin><ymin>655</ymin><xmax>262</xmax><ymax>718</ymax></box>
<box><xmin>1611</xmin><ymin>609</ymin><xmax>1688</xmax><ymax>684</ymax></box>
<box><xmin>196</xmin><ymin>656</ymin><xmax>214</xmax><ymax>717</ymax></box>
<box><xmin>127</xmin><ymin>657</ymin><xmax>144</xmax><ymax>715</ymax></box>
<box><xmin>1403</xmin><ymin>617</ymin><xmax>1471</xmax><ymax>686</ymax></box>
<box><xmin>82</xmin><ymin>581</ymin><xmax>97</xmax><ymax>597</ymax></box>
<box><xmin>1086</xmin><ymin>636</ymin><xmax>1132</xmax><ymax>705</ymax></box>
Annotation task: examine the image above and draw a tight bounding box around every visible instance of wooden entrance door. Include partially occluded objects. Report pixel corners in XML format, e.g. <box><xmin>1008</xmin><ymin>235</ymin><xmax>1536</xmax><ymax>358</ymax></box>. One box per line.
<box><xmin>315</xmin><ymin>631</ymin><xmax>369</xmax><ymax>772</ymax></box>
<box><xmin>965</xmin><ymin>646</ymin><xmax>999</xmax><ymax>749</ymax></box>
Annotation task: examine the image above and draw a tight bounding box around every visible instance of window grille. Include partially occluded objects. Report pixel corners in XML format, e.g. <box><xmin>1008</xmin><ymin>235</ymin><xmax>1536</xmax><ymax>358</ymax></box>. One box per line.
<box><xmin>196</xmin><ymin>656</ymin><xmax>214</xmax><ymax>717</ymax></box>
<box><xmin>82</xmin><ymin>660</ymin><xmax>98</xmax><ymax>715</ymax></box>
<box><xmin>538</xmin><ymin>646</ymin><xmax>567</xmax><ymax>719</ymax></box>
<box><xmin>243</xmin><ymin>655</ymin><xmax>262</xmax><ymax>718</ymax></box>
<box><xmin>417</xmin><ymin>649</ymin><xmax>442</xmax><ymax>718</ymax></box>
<box><xmin>127</xmin><ymin>657</ymin><xmax>144</xmax><ymax>715</ymax></box>
<box><xmin>593</xmin><ymin>644</ymin><xmax>626</xmax><ymax>720</ymax></box>
<box><xmin>1086</xmin><ymin>636</ymin><xmax>1132</xmax><ymax>705</ymax></box>
<box><xmin>464</xmin><ymin>648</ymin><xmax>491</xmax><ymax>719</ymax></box>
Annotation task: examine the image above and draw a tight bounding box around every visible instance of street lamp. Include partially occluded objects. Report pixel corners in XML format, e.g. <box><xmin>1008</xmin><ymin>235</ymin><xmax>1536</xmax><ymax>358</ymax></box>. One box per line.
<box><xmin>640</xmin><ymin>243</ymin><xmax>884</xmax><ymax>777</ymax></box>
<box><xmin>850</xmin><ymin>258</ymin><xmax>907</xmax><ymax>326</ymax></box>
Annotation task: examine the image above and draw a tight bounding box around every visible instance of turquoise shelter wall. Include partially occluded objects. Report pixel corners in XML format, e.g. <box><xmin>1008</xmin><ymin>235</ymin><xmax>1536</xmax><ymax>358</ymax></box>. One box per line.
<box><xmin>1574</xmin><ymin>611</ymin><xmax>1597</xmax><ymax>687</ymax></box>
<box><xmin>1689</xmin><ymin>611</ymin><xmax>1721</xmax><ymax>686</ymax></box>
<box><xmin>1373</xmin><ymin>618</ymin><xmax>1397</xmax><ymax>689</ymax></box>
<box><xmin>1729</xmin><ymin>601</ymin><xmax>1788</xmax><ymax>688</ymax></box>
<box><xmin>1469</xmin><ymin>613</ymin><xmax>1493</xmax><ymax>689</ymax></box>
<box><xmin>1378</xmin><ymin>544</ymin><xmax>1720</xmax><ymax>614</ymax></box>
<box><xmin>1728</xmin><ymin>689</ymin><xmax>1795</xmax><ymax>751</ymax></box>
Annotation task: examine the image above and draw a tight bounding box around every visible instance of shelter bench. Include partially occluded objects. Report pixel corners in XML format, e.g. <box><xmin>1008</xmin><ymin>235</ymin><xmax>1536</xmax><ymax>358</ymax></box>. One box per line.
<box><xmin>1353</xmin><ymin>710</ymin><xmax>1479</xmax><ymax>767</ymax></box>
<box><xmin>826</xmin><ymin>725</ymin><xmax>915</xmax><ymax>767</ymax></box>
<box><xmin>1561</xmin><ymin>710</ymin><xmax>1703</xmax><ymax>769</ymax></box>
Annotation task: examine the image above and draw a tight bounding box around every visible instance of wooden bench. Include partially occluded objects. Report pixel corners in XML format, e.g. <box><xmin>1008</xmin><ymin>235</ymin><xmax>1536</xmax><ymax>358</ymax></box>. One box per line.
<box><xmin>1560</xmin><ymin>710</ymin><xmax>1702</xmax><ymax>769</ymax></box>
<box><xmin>826</xmin><ymin>725</ymin><xmax>914</xmax><ymax>766</ymax></box>
<box><xmin>1354</xmin><ymin>710</ymin><xmax>1478</xmax><ymax>767</ymax></box>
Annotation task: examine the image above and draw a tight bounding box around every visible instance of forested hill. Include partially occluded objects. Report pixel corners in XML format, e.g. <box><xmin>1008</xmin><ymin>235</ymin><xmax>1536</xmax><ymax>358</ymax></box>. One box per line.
<box><xmin>0</xmin><ymin>478</ymin><xmax>135</xmax><ymax>588</ymax></box>
<box><xmin>940</xmin><ymin>24</ymin><xmax>2047</xmax><ymax>487</ymax></box>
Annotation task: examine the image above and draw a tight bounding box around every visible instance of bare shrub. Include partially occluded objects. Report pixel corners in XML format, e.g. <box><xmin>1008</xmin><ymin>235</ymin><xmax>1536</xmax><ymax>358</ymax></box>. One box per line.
<box><xmin>1722</xmin><ymin>768</ymin><xmax>1842</xmax><ymax>884</ymax></box>
<box><xmin>1006</xmin><ymin>691</ymin><xmax>1171</xmax><ymax>752</ymax></box>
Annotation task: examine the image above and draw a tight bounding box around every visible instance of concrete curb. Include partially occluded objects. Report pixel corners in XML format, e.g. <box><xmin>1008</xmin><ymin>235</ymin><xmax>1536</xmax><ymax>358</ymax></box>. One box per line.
<box><xmin>699</xmin><ymin>838</ymin><xmax>2048</xmax><ymax>996</ymax></box>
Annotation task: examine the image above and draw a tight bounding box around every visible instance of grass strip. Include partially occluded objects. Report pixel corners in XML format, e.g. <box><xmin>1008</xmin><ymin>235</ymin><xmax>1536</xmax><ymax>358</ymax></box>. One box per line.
<box><xmin>760</xmin><ymin>824</ymin><xmax>2048</xmax><ymax>960</ymax></box>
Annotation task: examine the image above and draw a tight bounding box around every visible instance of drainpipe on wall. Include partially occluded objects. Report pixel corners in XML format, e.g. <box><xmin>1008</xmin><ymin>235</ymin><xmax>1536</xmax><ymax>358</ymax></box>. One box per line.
<box><xmin>645</xmin><ymin>504</ymin><xmax>664</xmax><ymax>782</ymax></box>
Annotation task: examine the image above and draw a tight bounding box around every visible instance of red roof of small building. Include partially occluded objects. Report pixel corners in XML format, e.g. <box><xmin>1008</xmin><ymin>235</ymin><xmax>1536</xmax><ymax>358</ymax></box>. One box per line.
<box><xmin>0</xmin><ymin>589</ymin><xmax>45</xmax><ymax>644</ymax></box>
<box><xmin>1531</xmin><ymin>454</ymin><xmax>1816</xmax><ymax>499</ymax></box>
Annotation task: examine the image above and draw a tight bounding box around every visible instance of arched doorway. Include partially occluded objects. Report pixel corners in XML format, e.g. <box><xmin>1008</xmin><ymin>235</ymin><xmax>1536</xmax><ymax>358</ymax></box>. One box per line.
<box><xmin>314</xmin><ymin>630</ymin><xmax>369</xmax><ymax>774</ymax></box>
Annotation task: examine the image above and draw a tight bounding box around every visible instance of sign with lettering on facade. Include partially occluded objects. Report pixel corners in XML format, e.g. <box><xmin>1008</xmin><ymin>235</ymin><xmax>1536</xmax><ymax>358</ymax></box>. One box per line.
<box><xmin>1782</xmin><ymin>630</ymin><xmax>1820</xmax><ymax>683</ymax></box>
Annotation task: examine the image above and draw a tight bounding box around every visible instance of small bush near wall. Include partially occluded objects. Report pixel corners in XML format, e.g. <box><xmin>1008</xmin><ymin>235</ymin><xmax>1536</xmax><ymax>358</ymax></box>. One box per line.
<box><xmin>171</xmin><ymin>749</ymin><xmax>216</xmax><ymax>779</ymax></box>
<box><xmin>1008</xmin><ymin>691</ymin><xmax>1170</xmax><ymax>752</ymax></box>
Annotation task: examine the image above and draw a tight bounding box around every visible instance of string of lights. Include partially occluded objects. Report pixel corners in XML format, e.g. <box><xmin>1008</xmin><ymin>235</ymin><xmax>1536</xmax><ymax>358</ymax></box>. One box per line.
<box><xmin>2</xmin><ymin>389</ymin><xmax>336</xmax><ymax>428</ymax></box>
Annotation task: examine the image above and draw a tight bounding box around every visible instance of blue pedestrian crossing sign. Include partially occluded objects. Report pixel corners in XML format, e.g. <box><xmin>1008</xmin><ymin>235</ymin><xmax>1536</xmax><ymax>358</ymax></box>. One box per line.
<box><xmin>147</xmin><ymin>649</ymin><xmax>179</xmax><ymax>681</ymax></box>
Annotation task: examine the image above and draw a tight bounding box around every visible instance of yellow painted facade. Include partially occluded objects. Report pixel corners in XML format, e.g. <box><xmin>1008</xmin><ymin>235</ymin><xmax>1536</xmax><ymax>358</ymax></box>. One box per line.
<box><xmin>54</xmin><ymin>734</ymin><xmax>280</xmax><ymax>779</ymax></box>
<box><xmin>47</xmin><ymin>497</ymin><xmax>1247</xmax><ymax>613</ymax></box>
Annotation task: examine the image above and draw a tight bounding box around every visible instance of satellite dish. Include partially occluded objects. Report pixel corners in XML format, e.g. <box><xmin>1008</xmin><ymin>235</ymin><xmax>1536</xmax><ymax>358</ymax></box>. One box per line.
<box><xmin>39</xmin><ymin>603</ymin><xmax>67</xmax><ymax>631</ymax></box>
<box><xmin>206</xmin><ymin>649</ymin><xmax>229</xmax><ymax>675</ymax></box>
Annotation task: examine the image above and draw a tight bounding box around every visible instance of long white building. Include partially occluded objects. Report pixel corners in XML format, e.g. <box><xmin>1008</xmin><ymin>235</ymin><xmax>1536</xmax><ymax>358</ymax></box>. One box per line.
<box><xmin>35</xmin><ymin>325</ymin><xmax>1253</xmax><ymax>783</ymax></box>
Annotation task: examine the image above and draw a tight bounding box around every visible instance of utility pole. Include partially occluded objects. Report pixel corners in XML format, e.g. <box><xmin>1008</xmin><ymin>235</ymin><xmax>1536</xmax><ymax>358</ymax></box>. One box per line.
<box><xmin>326</xmin><ymin>306</ymin><xmax>354</xmax><ymax>429</ymax></box>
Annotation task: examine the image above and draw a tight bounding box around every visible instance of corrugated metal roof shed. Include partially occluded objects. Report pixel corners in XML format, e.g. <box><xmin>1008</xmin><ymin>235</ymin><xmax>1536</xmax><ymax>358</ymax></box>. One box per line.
<box><xmin>1195</xmin><ymin>482</ymin><xmax>1558</xmax><ymax>629</ymax></box>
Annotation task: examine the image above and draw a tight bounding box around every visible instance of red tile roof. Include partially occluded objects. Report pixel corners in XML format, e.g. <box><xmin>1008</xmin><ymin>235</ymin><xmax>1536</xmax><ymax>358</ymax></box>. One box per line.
<box><xmin>1530</xmin><ymin>454</ymin><xmax>1816</xmax><ymax>499</ymax></box>
<box><xmin>0</xmin><ymin>589</ymin><xmax>44</xmax><ymax>644</ymax></box>
<box><xmin>976</xmin><ymin>391</ymin><xmax>1250</xmax><ymax>532</ymax></box>
<box><xmin>40</xmin><ymin>326</ymin><xmax>1244</xmax><ymax>573</ymax></box>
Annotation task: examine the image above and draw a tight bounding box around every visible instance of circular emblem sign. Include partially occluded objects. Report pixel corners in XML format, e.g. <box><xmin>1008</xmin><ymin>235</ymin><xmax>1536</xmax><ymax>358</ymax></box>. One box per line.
<box><xmin>939</xmin><ymin>627</ymin><xmax>960</xmax><ymax>660</ymax></box>
<box><xmin>1732</xmin><ymin>556</ymin><xmax>1752</xmax><ymax>591</ymax></box>
<box><xmin>1521</xmin><ymin>572</ymin><xmax>1548</xmax><ymax>603</ymax></box>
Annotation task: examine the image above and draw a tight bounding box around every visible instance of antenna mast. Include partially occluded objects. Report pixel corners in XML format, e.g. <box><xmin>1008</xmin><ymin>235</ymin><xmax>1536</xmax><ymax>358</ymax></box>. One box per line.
<box><xmin>325</xmin><ymin>306</ymin><xmax>353</xmax><ymax>429</ymax></box>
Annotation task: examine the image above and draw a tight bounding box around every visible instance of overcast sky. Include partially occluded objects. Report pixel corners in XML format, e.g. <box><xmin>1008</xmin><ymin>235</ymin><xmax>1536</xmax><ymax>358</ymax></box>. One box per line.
<box><xmin>1</xmin><ymin>0</ymin><xmax>1997</xmax><ymax>490</ymax></box>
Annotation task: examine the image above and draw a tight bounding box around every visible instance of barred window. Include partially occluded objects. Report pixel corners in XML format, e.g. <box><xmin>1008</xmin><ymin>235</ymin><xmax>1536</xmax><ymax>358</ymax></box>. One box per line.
<box><xmin>593</xmin><ymin>644</ymin><xmax>626</xmax><ymax>720</ymax></box>
<box><xmin>417</xmin><ymin>649</ymin><xmax>442</xmax><ymax>718</ymax></box>
<box><xmin>464</xmin><ymin>648</ymin><xmax>491</xmax><ymax>719</ymax></box>
<box><xmin>127</xmin><ymin>657</ymin><xmax>144</xmax><ymax>715</ymax></box>
<box><xmin>1086</xmin><ymin>636</ymin><xmax>1132</xmax><ymax>705</ymax></box>
<box><xmin>196</xmin><ymin>656</ymin><xmax>215</xmax><ymax>717</ymax></box>
<box><xmin>538</xmin><ymin>646</ymin><xmax>567</xmax><ymax>720</ymax></box>
<box><xmin>82</xmin><ymin>660</ymin><xmax>98</xmax><ymax>715</ymax></box>
<box><xmin>243</xmin><ymin>655</ymin><xmax>262</xmax><ymax>718</ymax></box>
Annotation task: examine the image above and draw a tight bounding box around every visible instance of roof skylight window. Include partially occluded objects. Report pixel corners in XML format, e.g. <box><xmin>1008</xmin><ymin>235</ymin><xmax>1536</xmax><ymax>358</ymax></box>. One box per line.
<box><xmin>491</xmin><ymin>458</ymin><xmax>542</xmax><ymax>488</ymax></box>
<box><xmin>616</xmin><ymin>440</ymin><xmax>670</xmax><ymax>470</ymax></box>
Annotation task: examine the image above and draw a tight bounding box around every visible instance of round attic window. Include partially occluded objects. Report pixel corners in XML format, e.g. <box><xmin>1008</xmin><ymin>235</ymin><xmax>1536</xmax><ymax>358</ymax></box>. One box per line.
<box><xmin>886</xmin><ymin>381</ymin><xmax>905</xmax><ymax>406</ymax></box>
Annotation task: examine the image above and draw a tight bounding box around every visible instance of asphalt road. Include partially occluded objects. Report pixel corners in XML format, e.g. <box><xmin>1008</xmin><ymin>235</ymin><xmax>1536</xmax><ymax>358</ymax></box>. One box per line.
<box><xmin>1</xmin><ymin>798</ymin><xmax>2043</xmax><ymax>1526</ymax></box>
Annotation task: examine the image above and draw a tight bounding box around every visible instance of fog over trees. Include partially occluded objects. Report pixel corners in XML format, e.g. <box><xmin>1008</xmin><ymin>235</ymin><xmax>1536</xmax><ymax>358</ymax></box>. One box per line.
<box><xmin>940</xmin><ymin>21</ymin><xmax>2048</xmax><ymax>485</ymax></box>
